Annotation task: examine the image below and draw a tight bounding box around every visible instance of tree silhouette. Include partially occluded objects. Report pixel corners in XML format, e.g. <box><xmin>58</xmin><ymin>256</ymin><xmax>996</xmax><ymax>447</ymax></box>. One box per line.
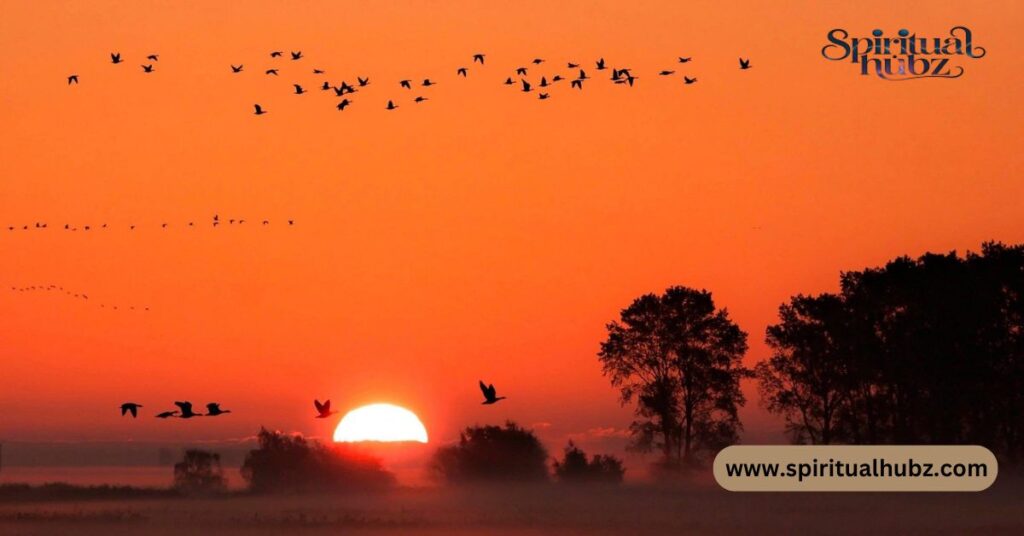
<box><xmin>552</xmin><ymin>441</ymin><xmax>625</xmax><ymax>484</ymax></box>
<box><xmin>757</xmin><ymin>242</ymin><xmax>1024</xmax><ymax>463</ymax></box>
<box><xmin>173</xmin><ymin>449</ymin><xmax>227</xmax><ymax>494</ymax></box>
<box><xmin>241</xmin><ymin>428</ymin><xmax>394</xmax><ymax>493</ymax></box>
<box><xmin>432</xmin><ymin>422</ymin><xmax>549</xmax><ymax>483</ymax></box>
<box><xmin>599</xmin><ymin>286</ymin><xmax>750</xmax><ymax>469</ymax></box>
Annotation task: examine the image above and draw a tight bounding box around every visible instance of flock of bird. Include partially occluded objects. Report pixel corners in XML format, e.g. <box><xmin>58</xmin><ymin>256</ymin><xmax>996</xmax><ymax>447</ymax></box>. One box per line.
<box><xmin>119</xmin><ymin>382</ymin><xmax>506</xmax><ymax>421</ymax></box>
<box><xmin>9</xmin><ymin>285</ymin><xmax>149</xmax><ymax>312</ymax></box>
<box><xmin>5</xmin><ymin>215</ymin><xmax>294</xmax><ymax>234</ymax></box>
<box><xmin>65</xmin><ymin>49</ymin><xmax>752</xmax><ymax>114</ymax></box>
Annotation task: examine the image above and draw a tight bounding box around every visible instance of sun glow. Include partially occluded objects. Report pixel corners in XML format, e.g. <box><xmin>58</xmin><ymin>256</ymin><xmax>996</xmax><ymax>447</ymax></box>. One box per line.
<box><xmin>333</xmin><ymin>403</ymin><xmax>428</xmax><ymax>443</ymax></box>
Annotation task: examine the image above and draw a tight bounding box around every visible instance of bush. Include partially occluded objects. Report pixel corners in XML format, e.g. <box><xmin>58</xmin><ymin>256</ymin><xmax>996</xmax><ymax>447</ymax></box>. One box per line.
<box><xmin>553</xmin><ymin>441</ymin><xmax>625</xmax><ymax>484</ymax></box>
<box><xmin>241</xmin><ymin>428</ymin><xmax>394</xmax><ymax>493</ymax></box>
<box><xmin>433</xmin><ymin>421</ymin><xmax>549</xmax><ymax>483</ymax></box>
<box><xmin>173</xmin><ymin>449</ymin><xmax>227</xmax><ymax>494</ymax></box>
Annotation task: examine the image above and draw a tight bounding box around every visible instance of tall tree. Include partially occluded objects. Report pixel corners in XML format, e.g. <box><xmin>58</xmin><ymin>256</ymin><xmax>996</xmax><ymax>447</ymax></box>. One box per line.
<box><xmin>599</xmin><ymin>286</ymin><xmax>749</xmax><ymax>468</ymax></box>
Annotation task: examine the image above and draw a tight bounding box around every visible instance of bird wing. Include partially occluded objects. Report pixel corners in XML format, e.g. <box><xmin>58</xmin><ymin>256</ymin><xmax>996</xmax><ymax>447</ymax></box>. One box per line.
<box><xmin>206</xmin><ymin>403</ymin><xmax>219</xmax><ymax>412</ymax></box>
<box><xmin>314</xmin><ymin>399</ymin><xmax>326</xmax><ymax>412</ymax></box>
<box><xmin>479</xmin><ymin>381</ymin><xmax>495</xmax><ymax>399</ymax></box>
<box><xmin>174</xmin><ymin>401</ymin><xmax>192</xmax><ymax>413</ymax></box>
<box><xmin>129</xmin><ymin>406</ymin><xmax>138</xmax><ymax>417</ymax></box>
<box><xmin>121</xmin><ymin>405</ymin><xmax>128</xmax><ymax>416</ymax></box>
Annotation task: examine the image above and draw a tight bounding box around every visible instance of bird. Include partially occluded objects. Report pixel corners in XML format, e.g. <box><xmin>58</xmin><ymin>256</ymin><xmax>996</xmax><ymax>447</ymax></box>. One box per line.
<box><xmin>521</xmin><ymin>80</ymin><xmax>531</xmax><ymax>92</ymax></box>
<box><xmin>473</xmin><ymin>53</ymin><xmax>485</xmax><ymax>64</ymax></box>
<box><xmin>110</xmin><ymin>52</ymin><xmax>122</xmax><ymax>64</ymax></box>
<box><xmin>539</xmin><ymin>76</ymin><xmax>549</xmax><ymax>87</ymax></box>
<box><xmin>321</xmin><ymin>81</ymin><xmax>331</xmax><ymax>91</ymax></box>
<box><xmin>147</xmin><ymin>54</ymin><xmax>159</xmax><ymax>61</ymax></box>
<box><xmin>739</xmin><ymin>57</ymin><xmax>751</xmax><ymax>69</ymax></box>
<box><xmin>551</xmin><ymin>74</ymin><xmax>563</xmax><ymax>82</ymax></box>
<box><xmin>270</xmin><ymin>51</ymin><xmax>283</xmax><ymax>57</ymax></box>
<box><xmin>357</xmin><ymin>76</ymin><xmax>370</xmax><ymax>87</ymax></box>
<box><xmin>504</xmin><ymin>77</ymin><xmax>514</xmax><ymax>85</ymax></box>
<box><xmin>571</xmin><ymin>79</ymin><xmax>583</xmax><ymax>89</ymax></box>
<box><xmin>578</xmin><ymin>69</ymin><xmax>589</xmax><ymax>80</ymax></box>
<box><xmin>205</xmin><ymin>403</ymin><xmax>231</xmax><ymax>416</ymax></box>
<box><xmin>538</xmin><ymin>93</ymin><xmax>549</xmax><ymax>100</ymax></box>
<box><xmin>400</xmin><ymin>79</ymin><xmax>412</xmax><ymax>89</ymax></box>
<box><xmin>684</xmin><ymin>76</ymin><xmax>697</xmax><ymax>84</ymax></box>
<box><xmin>516</xmin><ymin>67</ymin><xmax>528</xmax><ymax>76</ymax></box>
<box><xmin>290</xmin><ymin>51</ymin><xmax>303</xmax><ymax>60</ymax></box>
<box><xmin>659</xmin><ymin>70</ymin><xmax>674</xmax><ymax>76</ymax></box>
<box><xmin>386</xmin><ymin>100</ymin><xmax>398</xmax><ymax>110</ymax></box>
<box><xmin>336</xmin><ymin>99</ymin><xmax>351</xmax><ymax>111</ymax></box>
<box><xmin>567</xmin><ymin>62</ymin><xmax>580</xmax><ymax>68</ymax></box>
<box><xmin>414</xmin><ymin>96</ymin><xmax>428</xmax><ymax>103</ymax></box>
<box><xmin>457</xmin><ymin>67</ymin><xmax>468</xmax><ymax>77</ymax></box>
<box><xmin>231</xmin><ymin>64</ymin><xmax>243</xmax><ymax>73</ymax></box>
<box><xmin>155</xmin><ymin>411</ymin><xmax>178</xmax><ymax>419</ymax></box>
<box><xmin>314</xmin><ymin>399</ymin><xmax>338</xmax><ymax>418</ymax></box>
<box><xmin>120</xmin><ymin>403</ymin><xmax>142</xmax><ymax>418</ymax></box>
<box><xmin>174</xmin><ymin>401</ymin><xmax>202</xmax><ymax>419</ymax></box>
<box><xmin>595</xmin><ymin>58</ymin><xmax>606</xmax><ymax>70</ymax></box>
<box><xmin>532</xmin><ymin>58</ymin><xmax>545</xmax><ymax>64</ymax></box>
<box><xmin>288</xmin><ymin>220</ymin><xmax>294</xmax><ymax>225</ymax></box>
<box><xmin>313</xmin><ymin>68</ymin><xmax>325</xmax><ymax>74</ymax></box>
<box><xmin>67</xmin><ymin>75</ymin><xmax>79</xmax><ymax>85</ymax></box>
<box><xmin>678</xmin><ymin>57</ymin><xmax>692</xmax><ymax>63</ymax></box>
<box><xmin>479</xmin><ymin>381</ymin><xmax>506</xmax><ymax>404</ymax></box>
<box><xmin>265</xmin><ymin>69</ymin><xmax>278</xmax><ymax>75</ymax></box>
<box><xmin>254</xmin><ymin>104</ymin><xmax>267</xmax><ymax>116</ymax></box>
<box><xmin>293</xmin><ymin>84</ymin><xmax>305</xmax><ymax>94</ymax></box>
<box><xmin>141</xmin><ymin>64</ymin><xmax>154</xmax><ymax>73</ymax></box>
<box><xmin>422</xmin><ymin>78</ymin><xmax>436</xmax><ymax>87</ymax></box>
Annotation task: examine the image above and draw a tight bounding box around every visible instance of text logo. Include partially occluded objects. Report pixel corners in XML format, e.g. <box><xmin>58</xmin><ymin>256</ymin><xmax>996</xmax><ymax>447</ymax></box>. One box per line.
<box><xmin>822</xmin><ymin>27</ymin><xmax>985</xmax><ymax>81</ymax></box>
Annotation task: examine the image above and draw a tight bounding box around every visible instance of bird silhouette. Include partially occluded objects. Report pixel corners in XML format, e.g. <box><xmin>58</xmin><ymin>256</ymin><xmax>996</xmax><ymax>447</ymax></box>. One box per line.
<box><xmin>313</xmin><ymin>68</ymin><xmax>325</xmax><ymax>74</ymax></box>
<box><xmin>357</xmin><ymin>76</ymin><xmax>370</xmax><ymax>87</ymax></box>
<box><xmin>253</xmin><ymin>104</ymin><xmax>267</xmax><ymax>116</ymax></box>
<box><xmin>658</xmin><ymin>70</ymin><xmax>674</xmax><ymax>76</ymax></box>
<box><xmin>539</xmin><ymin>76</ymin><xmax>549</xmax><ymax>87</ymax></box>
<box><xmin>231</xmin><ymin>64</ymin><xmax>243</xmax><ymax>73</ymax></box>
<box><xmin>504</xmin><ymin>77</ymin><xmax>514</xmax><ymax>85</ymax></box>
<box><xmin>684</xmin><ymin>76</ymin><xmax>697</xmax><ymax>84</ymax></box>
<box><xmin>321</xmin><ymin>81</ymin><xmax>331</xmax><ymax>91</ymax></box>
<box><xmin>386</xmin><ymin>100</ymin><xmax>398</xmax><ymax>110</ymax></box>
<box><xmin>293</xmin><ymin>84</ymin><xmax>305</xmax><ymax>94</ymax></box>
<box><xmin>521</xmin><ymin>80</ymin><xmax>531</xmax><ymax>92</ymax></box>
<box><xmin>174</xmin><ymin>401</ymin><xmax>202</xmax><ymax>419</ymax></box>
<box><xmin>314</xmin><ymin>399</ymin><xmax>338</xmax><ymax>418</ymax></box>
<box><xmin>400</xmin><ymin>79</ymin><xmax>412</xmax><ymax>89</ymax></box>
<box><xmin>473</xmin><ymin>53</ymin><xmax>485</xmax><ymax>64</ymax></box>
<box><xmin>678</xmin><ymin>57</ymin><xmax>692</xmax><ymax>63</ymax></box>
<box><xmin>571</xmin><ymin>79</ymin><xmax>583</xmax><ymax>89</ymax></box>
<box><xmin>567</xmin><ymin>62</ymin><xmax>580</xmax><ymax>68</ymax></box>
<box><xmin>336</xmin><ymin>99</ymin><xmax>351</xmax><ymax>111</ymax></box>
<box><xmin>155</xmin><ymin>411</ymin><xmax>178</xmax><ymax>419</ymax></box>
<box><xmin>110</xmin><ymin>52</ymin><xmax>122</xmax><ymax>64</ymax></box>
<box><xmin>479</xmin><ymin>381</ymin><xmax>506</xmax><ymax>404</ymax></box>
<box><xmin>290</xmin><ymin>51</ymin><xmax>303</xmax><ymax>60</ymax></box>
<box><xmin>120</xmin><ymin>403</ymin><xmax>142</xmax><ymax>418</ymax></box>
<box><xmin>457</xmin><ymin>67</ymin><xmax>468</xmax><ymax>77</ymax></box>
<box><xmin>205</xmin><ymin>403</ymin><xmax>231</xmax><ymax>416</ymax></box>
<box><xmin>422</xmin><ymin>78</ymin><xmax>435</xmax><ymax>87</ymax></box>
<box><xmin>739</xmin><ymin>58</ymin><xmax>751</xmax><ymax>69</ymax></box>
<box><xmin>516</xmin><ymin>67</ymin><xmax>528</xmax><ymax>76</ymax></box>
<box><xmin>270</xmin><ymin>51</ymin><xmax>283</xmax><ymax>58</ymax></box>
<box><xmin>578</xmin><ymin>69</ymin><xmax>589</xmax><ymax>80</ymax></box>
<box><xmin>538</xmin><ymin>93</ymin><xmax>549</xmax><ymax>100</ymax></box>
<box><xmin>141</xmin><ymin>64</ymin><xmax>154</xmax><ymax>73</ymax></box>
<box><xmin>265</xmin><ymin>69</ymin><xmax>278</xmax><ymax>76</ymax></box>
<box><xmin>595</xmin><ymin>58</ymin><xmax>606</xmax><ymax>70</ymax></box>
<box><xmin>532</xmin><ymin>58</ymin><xmax>545</xmax><ymax>64</ymax></box>
<box><xmin>414</xmin><ymin>96</ymin><xmax>428</xmax><ymax>103</ymax></box>
<box><xmin>67</xmin><ymin>75</ymin><xmax>79</xmax><ymax>85</ymax></box>
<box><xmin>551</xmin><ymin>75</ymin><xmax>563</xmax><ymax>82</ymax></box>
<box><xmin>147</xmin><ymin>54</ymin><xmax>159</xmax><ymax>62</ymax></box>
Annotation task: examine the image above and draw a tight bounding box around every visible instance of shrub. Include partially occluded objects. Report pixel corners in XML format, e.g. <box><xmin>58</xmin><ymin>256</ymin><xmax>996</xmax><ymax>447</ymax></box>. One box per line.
<box><xmin>433</xmin><ymin>421</ymin><xmax>549</xmax><ymax>483</ymax></box>
<box><xmin>553</xmin><ymin>441</ymin><xmax>625</xmax><ymax>484</ymax></box>
<box><xmin>173</xmin><ymin>449</ymin><xmax>227</xmax><ymax>494</ymax></box>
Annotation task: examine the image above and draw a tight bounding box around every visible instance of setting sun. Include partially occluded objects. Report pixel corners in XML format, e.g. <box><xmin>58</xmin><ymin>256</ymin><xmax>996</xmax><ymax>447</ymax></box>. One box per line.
<box><xmin>333</xmin><ymin>403</ymin><xmax>428</xmax><ymax>443</ymax></box>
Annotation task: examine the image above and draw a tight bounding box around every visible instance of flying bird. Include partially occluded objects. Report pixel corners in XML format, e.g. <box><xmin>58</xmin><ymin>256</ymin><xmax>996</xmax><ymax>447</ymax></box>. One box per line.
<box><xmin>147</xmin><ymin>54</ymin><xmax>159</xmax><ymax>61</ymax></box>
<box><xmin>457</xmin><ymin>67</ymin><xmax>468</xmax><ymax>77</ymax></box>
<box><xmin>205</xmin><ymin>403</ymin><xmax>231</xmax><ymax>416</ymax></box>
<box><xmin>155</xmin><ymin>411</ymin><xmax>178</xmax><ymax>419</ymax></box>
<box><xmin>414</xmin><ymin>96</ymin><xmax>428</xmax><ymax>103</ymax></box>
<box><xmin>578</xmin><ymin>69</ymin><xmax>589</xmax><ymax>80</ymax></box>
<box><xmin>516</xmin><ymin>67</ymin><xmax>528</xmax><ymax>76</ymax></box>
<box><xmin>739</xmin><ymin>57</ymin><xmax>751</xmax><ymax>69</ymax></box>
<box><xmin>357</xmin><ymin>76</ymin><xmax>370</xmax><ymax>87</ymax></box>
<box><xmin>658</xmin><ymin>70</ymin><xmax>675</xmax><ymax>76</ymax></box>
<box><xmin>336</xmin><ymin>99</ymin><xmax>350</xmax><ymax>111</ymax></box>
<box><xmin>270</xmin><ymin>51</ymin><xmax>283</xmax><ymax>57</ymax></box>
<box><xmin>313</xmin><ymin>68</ymin><xmax>325</xmax><ymax>74</ymax></box>
<box><xmin>595</xmin><ymin>58</ymin><xmax>606</xmax><ymax>70</ymax></box>
<box><xmin>265</xmin><ymin>69</ymin><xmax>278</xmax><ymax>75</ymax></box>
<box><xmin>321</xmin><ymin>81</ymin><xmax>331</xmax><ymax>91</ymax></box>
<box><xmin>290</xmin><ymin>51</ymin><xmax>303</xmax><ymax>60</ymax></box>
<box><xmin>571</xmin><ymin>79</ymin><xmax>583</xmax><ymax>89</ymax></box>
<box><xmin>422</xmin><ymin>78</ymin><xmax>435</xmax><ymax>87</ymax></box>
<box><xmin>314</xmin><ymin>399</ymin><xmax>338</xmax><ymax>418</ymax></box>
<box><xmin>479</xmin><ymin>381</ymin><xmax>507</xmax><ymax>404</ymax></box>
<box><xmin>400</xmin><ymin>79</ymin><xmax>412</xmax><ymax>89</ymax></box>
<box><xmin>567</xmin><ymin>62</ymin><xmax>579</xmax><ymax>68</ymax></box>
<box><xmin>532</xmin><ymin>58</ymin><xmax>544</xmax><ymax>64</ymax></box>
<box><xmin>293</xmin><ymin>84</ymin><xmax>305</xmax><ymax>94</ymax></box>
<box><xmin>538</xmin><ymin>93</ymin><xmax>549</xmax><ymax>100</ymax></box>
<box><xmin>67</xmin><ymin>75</ymin><xmax>78</xmax><ymax>85</ymax></box>
<box><xmin>678</xmin><ymin>57</ymin><xmax>692</xmax><ymax>63</ymax></box>
<box><xmin>231</xmin><ymin>64</ymin><xmax>243</xmax><ymax>73</ymax></box>
<box><xmin>141</xmin><ymin>64</ymin><xmax>154</xmax><ymax>73</ymax></box>
<box><xmin>254</xmin><ymin>104</ymin><xmax>266</xmax><ymax>115</ymax></box>
<box><xmin>110</xmin><ymin>52</ymin><xmax>122</xmax><ymax>64</ymax></box>
<box><xmin>386</xmin><ymin>100</ymin><xmax>398</xmax><ymax>110</ymax></box>
<box><xmin>539</xmin><ymin>76</ymin><xmax>549</xmax><ymax>87</ymax></box>
<box><xmin>473</xmin><ymin>53</ymin><xmax>485</xmax><ymax>64</ymax></box>
<box><xmin>504</xmin><ymin>77</ymin><xmax>514</xmax><ymax>85</ymax></box>
<box><xmin>684</xmin><ymin>76</ymin><xmax>697</xmax><ymax>84</ymax></box>
<box><xmin>120</xmin><ymin>403</ymin><xmax>142</xmax><ymax>418</ymax></box>
<box><xmin>174</xmin><ymin>401</ymin><xmax>202</xmax><ymax>419</ymax></box>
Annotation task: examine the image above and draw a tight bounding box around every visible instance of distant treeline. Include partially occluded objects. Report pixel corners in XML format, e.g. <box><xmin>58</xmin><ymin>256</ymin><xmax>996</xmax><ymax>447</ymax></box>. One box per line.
<box><xmin>599</xmin><ymin>241</ymin><xmax>1024</xmax><ymax>468</ymax></box>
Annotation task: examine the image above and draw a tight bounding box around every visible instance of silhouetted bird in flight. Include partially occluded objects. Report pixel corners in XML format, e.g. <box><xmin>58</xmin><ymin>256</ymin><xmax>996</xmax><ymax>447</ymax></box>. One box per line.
<box><xmin>288</xmin><ymin>220</ymin><xmax>294</xmax><ymax>225</ymax></box>
<box><xmin>571</xmin><ymin>79</ymin><xmax>583</xmax><ymax>89</ymax></box>
<box><xmin>358</xmin><ymin>77</ymin><xmax>370</xmax><ymax>87</ymax></box>
<box><xmin>265</xmin><ymin>69</ymin><xmax>278</xmax><ymax>76</ymax></box>
<box><xmin>473</xmin><ymin>53</ymin><xmax>485</xmax><ymax>64</ymax></box>
<box><xmin>120</xmin><ymin>403</ymin><xmax>142</xmax><ymax>418</ymax></box>
<box><xmin>414</xmin><ymin>96</ymin><xmax>428</xmax><ymax>103</ymax></box>
<box><xmin>684</xmin><ymin>76</ymin><xmax>697</xmax><ymax>84</ymax></box>
<box><xmin>595</xmin><ymin>58</ymin><xmax>606</xmax><ymax>70</ymax></box>
<box><xmin>313</xmin><ymin>68</ymin><xmax>325</xmax><ymax>74</ymax></box>
<box><xmin>270</xmin><ymin>50</ymin><xmax>282</xmax><ymax>57</ymax></box>
<box><xmin>111</xmin><ymin>52</ymin><xmax>122</xmax><ymax>64</ymax></box>
<box><xmin>551</xmin><ymin>74</ymin><xmax>563</xmax><ymax>82</ymax></box>
<box><xmin>291</xmin><ymin>51</ymin><xmax>303</xmax><ymax>60</ymax></box>
<box><xmin>457</xmin><ymin>67</ymin><xmax>468</xmax><ymax>77</ymax></box>
<box><xmin>336</xmin><ymin>99</ymin><xmax>350</xmax><ymax>111</ymax></box>
<box><xmin>479</xmin><ymin>381</ymin><xmax>506</xmax><ymax>404</ymax></box>
<box><xmin>516</xmin><ymin>67</ymin><xmax>528</xmax><ymax>76</ymax></box>
<box><xmin>293</xmin><ymin>84</ymin><xmax>305</xmax><ymax>94</ymax></box>
<box><xmin>386</xmin><ymin>100</ymin><xmax>398</xmax><ymax>110</ymax></box>
<box><xmin>155</xmin><ymin>411</ymin><xmax>178</xmax><ymax>419</ymax></box>
<box><xmin>678</xmin><ymin>57</ymin><xmax>692</xmax><ymax>63</ymax></box>
<box><xmin>422</xmin><ymin>78</ymin><xmax>435</xmax><ymax>87</ymax></box>
<box><xmin>659</xmin><ymin>70</ymin><xmax>674</xmax><ymax>76</ymax></box>
<box><xmin>578</xmin><ymin>69</ymin><xmax>589</xmax><ymax>80</ymax></box>
<box><xmin>314</xmin><ymin>399</ymin><xmax>338</xmax><ymax>418</ymax></box>
<box><xmin>231</xmin><ymin>64</ymin><xmax>243</xmax><ymax>73</ymax></box>
<box><xmin>254</xmin><ymin>104</ymin><xmax>267</xmax><ymax>116</ymax></box>
<box><xmin>400</xmin><ymin>79</ymin><xmax>411</xmax><ymax>89</ymax></box>
<box><xmin>538</xmin><ymin>93</ymin><xmax>549</xmax><ymax>100</ymax></box>
<box><xmin>504</xmin><ymin>77</ymin><xmax>514</xmax><ymax>85</ymax></box>
<box><xmin>521</xmin><ymin>80</ymin><xmax>531</xmax><ymax>92</ymax></box>
<box><xmin>147</xmin><ymin>54</ymin><xmax>159</xmax><ymax>61</ymax></box>
<box><xmin>175</xmin><ymin>401</ymin><xmax>202</xmax><ymax>419</ymax></box>
<box><xmin>205</xmin><ymin>403</ymin><xmax>231</xmax><ymax>416</ymax></box>
<box><xmin>68</xmin><ymin>75</ymin><xmax>78</xmax><ymax>85</ymax></box>
<box><xmin>532</xmin><ymin>58</ymin><xmax>544</xmax><ymax>64</ymax></box>
<box><xmin>539</xmin><ymin>76</ymin><xmax>549</xmax><ymax>87</ymax></box>
<box><xmin>142</xmin><ymin>64</ymin><xmax>154</xmax><ymax>73</ymax></box>
<box><xmin>321</xmin><ymin>81</ymin><xmax>331</xmax><ymax>91</ymax></box>
<box><xmin>739</xmin><ymin>58</ymin><xmax>751</xmax><ymax>69</ymax></box>
<box><xmin>567</xmin><ymin>62</ymin><xmax>579</xmax><ymax>68</ymax></box>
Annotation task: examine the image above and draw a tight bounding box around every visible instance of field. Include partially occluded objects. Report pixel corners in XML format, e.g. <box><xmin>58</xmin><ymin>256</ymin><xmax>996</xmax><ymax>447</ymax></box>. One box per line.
<box><xmin>2</xmin><ymin>479</ymin><xmax>1023</xmax><ymax>535</ymax></box>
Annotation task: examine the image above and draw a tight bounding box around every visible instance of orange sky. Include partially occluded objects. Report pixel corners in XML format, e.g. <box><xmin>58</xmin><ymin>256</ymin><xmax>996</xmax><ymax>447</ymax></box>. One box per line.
<box><xmin>1</xmin><ymin>1</ymin><xmax>1022</xmax><ymax>455</ymax></box>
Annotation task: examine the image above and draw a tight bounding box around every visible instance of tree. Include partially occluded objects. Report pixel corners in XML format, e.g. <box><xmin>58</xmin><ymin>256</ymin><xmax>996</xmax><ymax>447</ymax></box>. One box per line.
<box><xmin>599</xmin><ymin>286</ymin><xmax>750</xmax><ymax>469</ymax></box>
<box><xmin>552</xmin><ymin>441</ymin><xmax>625</xmax><ymax>484</ymax></box>
<box><xmin>241</xmin><ymin>428</ymin><xmax>394</xmax><ymax>493</ymax></box>
<box><xmin>173</xmin><ymin>449</ymin><xmax>227</xmax><ymax>494</ymax></box>
<box><xmin>432</xmin><ymin>422</ymin><xmax>549</xmax><ymax>483</ymax></box>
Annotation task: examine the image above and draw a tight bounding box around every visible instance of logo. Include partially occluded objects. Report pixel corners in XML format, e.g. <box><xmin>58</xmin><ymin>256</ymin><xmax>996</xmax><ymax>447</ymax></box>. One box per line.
<box><xmin>822</xmin><ymin>27</ymin><xmax>985</xmax><ymax>81</ymax></box>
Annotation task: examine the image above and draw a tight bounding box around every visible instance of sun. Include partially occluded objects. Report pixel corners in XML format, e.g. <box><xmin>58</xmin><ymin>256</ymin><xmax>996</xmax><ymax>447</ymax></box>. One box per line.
<box><xmin>333</xmin><ymin>403</ymin><xmax>428</xmax><ymax>443</ymax></box>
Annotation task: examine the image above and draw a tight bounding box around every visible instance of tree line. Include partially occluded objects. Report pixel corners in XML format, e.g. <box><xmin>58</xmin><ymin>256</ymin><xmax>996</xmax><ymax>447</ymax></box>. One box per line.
<box><xmin>599</xmin><ymin>242</ymin><xmax>1023</xmax><ymax>468</ymax></box>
